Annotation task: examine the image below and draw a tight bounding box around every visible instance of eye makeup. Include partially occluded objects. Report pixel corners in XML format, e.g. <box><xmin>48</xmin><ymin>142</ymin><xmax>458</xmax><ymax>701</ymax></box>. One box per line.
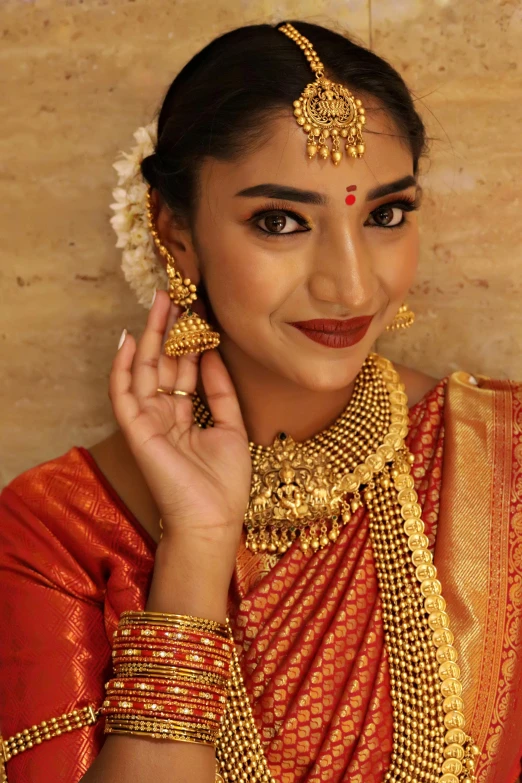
<box><xmin>246</xmin><ymin>200</ymin><xmax>312</xmax><ymax>239</ymax></box>
<box><xmin>245</xmin><ymin>192</ymin><xmax>420</xmax><ymax>238</ymax></box>
<box><xmin>365</xmin><ymin>194</ymin><xmax>419</xmax><ymax>229</ymax></box>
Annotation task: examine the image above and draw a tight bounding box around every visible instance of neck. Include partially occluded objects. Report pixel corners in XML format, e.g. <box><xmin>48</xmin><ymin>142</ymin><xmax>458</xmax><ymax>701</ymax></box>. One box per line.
<box><xmin>206</xmin><ymin>340</ymin><xmax>359</xmax><ymax>447</ymax></box>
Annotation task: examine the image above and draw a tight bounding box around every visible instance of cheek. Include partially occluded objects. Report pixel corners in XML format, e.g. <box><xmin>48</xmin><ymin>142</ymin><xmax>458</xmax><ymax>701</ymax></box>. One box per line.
<box><xmin>200</xmin><ymin>240</ymin><xmax>292</xmax><ymax>332</ymax></box>
<box><xmin>377</xmin><ymin>229</ymin><xmax>419</xmax><ymax>298</ymax></box>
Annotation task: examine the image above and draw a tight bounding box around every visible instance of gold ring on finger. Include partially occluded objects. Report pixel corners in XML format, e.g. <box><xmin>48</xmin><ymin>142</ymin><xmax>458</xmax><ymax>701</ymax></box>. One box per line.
<box><xmin>156</xmin><ymin>387</ymin><xmax>193</xmax><ymax>397</ymax></box>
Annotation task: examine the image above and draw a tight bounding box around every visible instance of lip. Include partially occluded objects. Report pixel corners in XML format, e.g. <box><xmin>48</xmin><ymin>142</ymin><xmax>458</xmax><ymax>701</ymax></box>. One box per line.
<box><xmin>289</xmin><ymin>316</ymin><xmax>374</xmax><ymax>349</ymax></box>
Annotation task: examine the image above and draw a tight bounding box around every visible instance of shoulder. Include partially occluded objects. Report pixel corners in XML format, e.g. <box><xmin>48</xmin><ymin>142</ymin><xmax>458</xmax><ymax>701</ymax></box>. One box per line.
<box><xmin>1</xmin><ymin>446</ymin><xmax>97</xmax><ymax>522</ymax></box>
<box><xmin>0</xmin><ymin>446</ymin><xmax>153</xmax><ymax>594</ymax></box>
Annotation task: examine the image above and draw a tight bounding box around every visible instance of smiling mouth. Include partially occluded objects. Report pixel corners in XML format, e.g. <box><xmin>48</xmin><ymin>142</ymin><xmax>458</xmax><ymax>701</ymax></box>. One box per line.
<box><xmin>288</xmin><ymin>316</ymin><xmax>374</xmax><ymax>349</ymax></box>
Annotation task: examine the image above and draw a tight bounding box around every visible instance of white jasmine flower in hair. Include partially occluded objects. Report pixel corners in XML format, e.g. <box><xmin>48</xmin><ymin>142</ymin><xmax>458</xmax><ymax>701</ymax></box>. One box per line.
<box><xmin>109</xmin><ymin>118</ymin><xmax>165</xmax><ymax>308</ymax></box>
<box><xmin>110</xmin><ymin>211</ymin><xmax>132</xmax><ymax>239</ymax></box>
<box><xmin>113</xmin><ymin>155</ymin><xmax>137</xmax><ymax>182</ymax></box>
<box><xmin>110</xmin><ymin>187</ymin><xmax>130</xmax><ymax>210</ymax></box>
<box><xmin>129</xmin><ymin>224</ymin><xmax>150</xmax><ymax>247</ymax></box>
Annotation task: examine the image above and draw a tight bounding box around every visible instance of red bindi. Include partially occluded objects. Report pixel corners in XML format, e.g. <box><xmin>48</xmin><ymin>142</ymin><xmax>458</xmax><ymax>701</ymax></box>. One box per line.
<box><xmin>345</xmin><ymin>185</ymin><xmax>357</xmax><ymax>206</ymax></box>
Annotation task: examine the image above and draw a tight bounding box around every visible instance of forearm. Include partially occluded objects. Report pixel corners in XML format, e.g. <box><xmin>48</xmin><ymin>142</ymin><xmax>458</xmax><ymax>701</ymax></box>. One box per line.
<box><xmin>81</xmin><ymin>540</ymin><xmax>231</xmax><ymax>783</ymax></box>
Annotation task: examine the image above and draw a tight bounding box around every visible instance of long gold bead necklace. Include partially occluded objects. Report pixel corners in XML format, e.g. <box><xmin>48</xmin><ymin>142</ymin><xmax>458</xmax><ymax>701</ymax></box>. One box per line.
<box><xmin>193</xmin><ymin>354</ymin><xmax>480</xmax><ymax>783</ymax></box>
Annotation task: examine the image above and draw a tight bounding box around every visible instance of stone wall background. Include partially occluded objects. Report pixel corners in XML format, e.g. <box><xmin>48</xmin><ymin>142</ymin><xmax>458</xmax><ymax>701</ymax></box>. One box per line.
<box><xmin>1</xmin><ymin>0</ymin><xmax>520</xmax><ymax>486</ymax></box>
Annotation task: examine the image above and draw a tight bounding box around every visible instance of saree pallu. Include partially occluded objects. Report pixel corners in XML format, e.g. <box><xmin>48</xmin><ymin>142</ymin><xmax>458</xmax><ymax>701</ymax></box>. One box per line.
<box><xmin>0</xmin><ymin>371</ymin><xmax>521</xmax><ymax>782</ymax></box>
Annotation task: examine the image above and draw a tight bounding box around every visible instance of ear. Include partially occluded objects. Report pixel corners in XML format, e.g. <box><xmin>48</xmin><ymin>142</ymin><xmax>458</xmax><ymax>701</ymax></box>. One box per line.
<box><xmin>149</xmin><ymin>188</ymin><xmax>201</xmax><ymax>285</ymax></box>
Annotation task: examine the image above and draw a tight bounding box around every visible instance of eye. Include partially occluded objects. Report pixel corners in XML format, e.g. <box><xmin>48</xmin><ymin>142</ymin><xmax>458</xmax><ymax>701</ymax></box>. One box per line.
<box><xmin>366</xmin><ymin>197</ymin><xmax>418</xmax><ymax>230</ymax></box>
<box><xmin>255</xmin><ymin>210</ymin><xmax>308</xmax><ymax>235</ymax></box>
<box><xmin>368</xmin><ymin>205</ymin><xmax>405</xmax><ymax>228</ymax></box>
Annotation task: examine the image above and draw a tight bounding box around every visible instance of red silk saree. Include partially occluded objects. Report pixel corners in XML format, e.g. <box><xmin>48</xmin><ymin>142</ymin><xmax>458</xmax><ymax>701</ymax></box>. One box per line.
<box><xmin>0</xmin><ymin>371</ymin><xmax>521</xmax><ymax>782</ymax></box>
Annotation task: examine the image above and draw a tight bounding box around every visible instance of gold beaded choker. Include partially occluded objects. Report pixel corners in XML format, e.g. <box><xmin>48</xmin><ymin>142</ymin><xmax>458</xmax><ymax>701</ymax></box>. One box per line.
<box><xmin>194</xmin><ymin>354</ymin><xmax>481</xmax><ymax>783</ymax></box>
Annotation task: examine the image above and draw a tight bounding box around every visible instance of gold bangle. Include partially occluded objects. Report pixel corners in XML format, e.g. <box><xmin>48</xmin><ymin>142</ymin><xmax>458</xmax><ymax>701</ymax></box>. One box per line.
<box><xmin>119</xmin><ymin>611</ymin><xmax>228</xmax><ymax>636</ymax></box>
<box><xmin>114</xmin><ymin>664</ymin><xmax>228</xmax><ymax>687</ymax></box>
<box><xmin>104</xmin><ymin>716</ymin><xmax>218</xmax><ymax>744</ymax></box>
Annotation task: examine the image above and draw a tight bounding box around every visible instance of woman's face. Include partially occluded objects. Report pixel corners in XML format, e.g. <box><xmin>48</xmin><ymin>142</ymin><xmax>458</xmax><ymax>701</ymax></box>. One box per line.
<box><xmin>189</xmin><ymin>104</ymin><xmax>420</xmax><ymax>392</ymax></box>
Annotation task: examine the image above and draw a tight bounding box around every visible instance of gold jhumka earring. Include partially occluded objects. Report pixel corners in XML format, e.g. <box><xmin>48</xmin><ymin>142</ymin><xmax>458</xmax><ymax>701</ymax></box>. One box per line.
<box><xmin>278</xmin><ymin>22</ymin><xmax>367</xmax><ymax>165</ymax></box>
<box><xmin>386</xmin><ymin>303</ymin><xmax>416</xmax><ymax>332</ymax></box>
<box><xmin>145</xmin><ymin>186</ymin><xmax>220</xmax><ymax>357</ymax></box>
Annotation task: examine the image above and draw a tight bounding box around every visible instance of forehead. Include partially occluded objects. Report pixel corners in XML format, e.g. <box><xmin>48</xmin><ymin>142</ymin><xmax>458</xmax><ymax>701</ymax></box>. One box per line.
<box><xmin>199</xmin><ymin>102</ymin><xmax>414</xmax><ymax>200</ymax></box>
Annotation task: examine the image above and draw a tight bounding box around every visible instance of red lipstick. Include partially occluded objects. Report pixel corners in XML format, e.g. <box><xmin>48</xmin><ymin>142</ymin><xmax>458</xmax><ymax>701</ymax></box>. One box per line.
<box><xmin>289</xmin><ymin>316</ymin><xmax>373</xmax><ymax>349</ymax></box>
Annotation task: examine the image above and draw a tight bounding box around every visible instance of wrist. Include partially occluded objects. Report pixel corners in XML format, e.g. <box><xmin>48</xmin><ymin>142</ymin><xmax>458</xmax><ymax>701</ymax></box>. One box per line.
<box><xmin>147</xmin><ymin>536</ymin><xmax>232</xmax><ymax>623</ymax></box>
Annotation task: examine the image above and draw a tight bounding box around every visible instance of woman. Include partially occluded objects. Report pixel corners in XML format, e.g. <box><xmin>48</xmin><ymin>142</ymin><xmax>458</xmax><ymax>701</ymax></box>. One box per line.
<box><xmin>0</xmin><ymin>19</ymin><xmax>520</xmax><ymax>783</ymax></box>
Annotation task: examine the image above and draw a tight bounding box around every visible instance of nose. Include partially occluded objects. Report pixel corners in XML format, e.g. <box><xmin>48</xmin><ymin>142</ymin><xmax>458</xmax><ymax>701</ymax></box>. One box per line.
<box><xmin>307</xmin><ymin>226</ymin><xmax>380</xmax><ymax>313</ymax></box>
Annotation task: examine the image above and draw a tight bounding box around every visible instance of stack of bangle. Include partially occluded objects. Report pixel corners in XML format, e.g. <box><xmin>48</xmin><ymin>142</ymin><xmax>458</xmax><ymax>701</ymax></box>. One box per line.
<box><xmin>102</xmin><ymin>611</ymin><xmax>233</xmax><ymax>749</ymax></box>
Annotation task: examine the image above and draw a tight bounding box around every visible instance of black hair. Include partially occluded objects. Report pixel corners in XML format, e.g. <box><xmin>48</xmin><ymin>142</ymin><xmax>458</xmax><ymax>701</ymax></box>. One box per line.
<box><xmin>140</xmin><ymin>21</ymin><xmax>427</xmax><ymax>224</ymax></box>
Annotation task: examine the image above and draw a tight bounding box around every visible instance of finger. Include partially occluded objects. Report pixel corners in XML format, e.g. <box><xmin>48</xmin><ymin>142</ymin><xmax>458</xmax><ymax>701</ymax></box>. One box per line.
<box><xmin>109</xmin><ymin>330</ymin><xmax>140</xmax><ymax>428</ymax></box>
<box><xmin>172</xmin><ymin>351</ymin><xmax>201</xmax><ymax>428</ymax></box>
<box><xmin>131</xmin><ymin>290</ymin><xmax>174</xmax><ymax>401</ymax></box>
<box><xmin>156</xmin><ymin>300</ymin><xmax>183</xmax><ymax>392</ymax></box>
<box><xmin>200</xmin><ymin>350</ymin><xmax>246</xmax><ymax>434</ymax></box>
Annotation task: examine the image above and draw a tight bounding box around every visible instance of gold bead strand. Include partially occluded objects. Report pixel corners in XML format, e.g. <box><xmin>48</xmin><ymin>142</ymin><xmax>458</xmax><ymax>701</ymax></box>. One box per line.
<box><xmin>370</xmin><ymin>472</ymin><xmax>444</xmax><ymax>781</ymax></box>
<box><xmin>278</xmin><ymin>23</ymin><xmax>325</xmax><ymax>77</ymax></box>
<box><xmin>215</xmin><ymin>622</ymin><xmax>273</xmax><ymax>783</ymax></box>
<box><xmin>372</xmin><ymin>356</ymin><xmax>480</xmax><ymax>782</ymax></box>
<box><xmin>367</xmin><ymin>477</ymin><xmax>433</xmax><ymax>780</ymax></box>
<box><xmin>145</xmin><ymin>187</ymin><xmax>197</xmax><ymax>308</ymax></box>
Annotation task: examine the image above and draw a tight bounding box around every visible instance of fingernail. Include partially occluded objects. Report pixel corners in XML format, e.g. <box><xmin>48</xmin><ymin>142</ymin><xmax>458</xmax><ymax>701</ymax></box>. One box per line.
<box><xmin>151</xmin><ymin>289</ymin><xmax>157</xmax><ymax>306</ymax></box>
<box><xmin>117</xmin><ymin>329</ymin><xmax>127</xmax><ymax>350</ymax></box>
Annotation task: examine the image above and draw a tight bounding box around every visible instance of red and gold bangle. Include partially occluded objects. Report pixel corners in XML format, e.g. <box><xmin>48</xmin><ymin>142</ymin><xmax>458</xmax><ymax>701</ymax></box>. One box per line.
<box><xmin>112</xmin><ymin>636</ymin><xmax>232</xmax><ymax>659</ymax></box>
<box><xmin>114</xmin><ymin>627</ymin><xmax>231</xmax><ymax>652</ymax></box>
<box><xmin>106</xmin><ymin>610</ymin><xmax>233</xmax><ymax>748</ymax></box>
<box><xmin>104</xmin><ymin>695</ymin><xmax>225</xmax><ymax>718</ymax></box>
<box><xmin>106</xmin><ymin>678</ymin><xmax>227</xmax><ymax>704</ymax></box>
<box><xmin>112</xmin><ymin>638</ymin><xmax>232</xmax><ymax>664</ymax></box>
<box><xmin>112</xmin><ymin>646</ymin><xmax>230</xmax><ymax>664</ymax></box>
<box><xmin>104</xmin><ymin>685</ymin><xmax>226</xmax><ymax>706</ymax></box>
<box><xmin>102</xmin><ymin>700</ymin><xmax>223</xmax><ymax>726</ymax></box>
<box><xmin>104</xmin><ymin>687</ymin><xmax>227</xmax><ymax>712</ymax></box>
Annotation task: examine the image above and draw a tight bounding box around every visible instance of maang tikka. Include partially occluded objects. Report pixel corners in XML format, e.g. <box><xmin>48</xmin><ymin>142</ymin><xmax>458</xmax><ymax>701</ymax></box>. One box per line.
<box><xmin>146</xmin><ymin>186</ymin><xmax>220</xmax><ymax>357</ymax></box>
<box><xmin>278</xmin><ymin>22</ymin><xmax>367</xmax><ymax>165</ymax></box>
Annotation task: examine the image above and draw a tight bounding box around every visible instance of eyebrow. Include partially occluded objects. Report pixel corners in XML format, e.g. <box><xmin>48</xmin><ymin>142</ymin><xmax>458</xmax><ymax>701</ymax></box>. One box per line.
<box><xmin>235</xmin><ymin>175</ymin><xmax>417</xmax><ymax>206</ymax></box>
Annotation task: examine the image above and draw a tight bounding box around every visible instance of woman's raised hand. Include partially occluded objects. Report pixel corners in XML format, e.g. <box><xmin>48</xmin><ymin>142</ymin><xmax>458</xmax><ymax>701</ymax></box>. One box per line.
<box><xmin>109</xmin><ymin>289</ymin><xmax>252</xmax><ymax>559</ymax></box>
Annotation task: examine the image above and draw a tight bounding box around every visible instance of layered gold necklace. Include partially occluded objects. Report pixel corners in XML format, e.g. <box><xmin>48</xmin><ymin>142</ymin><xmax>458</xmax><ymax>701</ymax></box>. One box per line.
<box><xmin>193</xmin><ymin>354</ymin><xmax>480</xmax><ymax>783</ymax></box>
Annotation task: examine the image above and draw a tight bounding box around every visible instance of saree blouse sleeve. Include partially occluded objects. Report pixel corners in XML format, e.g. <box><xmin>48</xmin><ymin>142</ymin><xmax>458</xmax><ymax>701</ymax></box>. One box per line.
<box><xmin>0</xmin><ymin>447</ymin><xmax>155</xmax><ymax>783</ymax></box>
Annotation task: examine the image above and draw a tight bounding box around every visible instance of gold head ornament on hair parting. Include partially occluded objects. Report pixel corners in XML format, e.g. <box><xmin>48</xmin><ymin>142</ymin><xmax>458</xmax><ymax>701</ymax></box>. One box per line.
<box><xmin>145</xmin><ymin>186</ymin><xmax>220</xmax><ymax>357</ymax></box>
<box><xmin>278</xmin><ymin>22</ymin><xmax>366</xmax><ymax>165</ymax></box>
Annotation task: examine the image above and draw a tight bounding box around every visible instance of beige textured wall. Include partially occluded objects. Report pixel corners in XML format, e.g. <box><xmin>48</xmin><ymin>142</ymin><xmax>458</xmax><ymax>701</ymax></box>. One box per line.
<box><xmin>1</xmin><ymin>0</ymin><xmax>520</xmax><ymax>486</ymax></box>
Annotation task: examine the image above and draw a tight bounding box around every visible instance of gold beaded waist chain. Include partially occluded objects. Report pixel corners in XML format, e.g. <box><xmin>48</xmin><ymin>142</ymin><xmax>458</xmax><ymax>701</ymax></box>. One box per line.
<box><xmin>1</xmin><ymin>355</ymin><xmax>480</xmax><ymax>783</ymax></box>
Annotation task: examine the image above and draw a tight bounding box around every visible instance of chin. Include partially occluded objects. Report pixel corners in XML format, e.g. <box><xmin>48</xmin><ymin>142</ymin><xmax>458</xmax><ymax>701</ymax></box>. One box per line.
<box><xmin>281</xmin><ymin>351</ymin><xmax>370</xmax><ymax>393</ymax></box>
